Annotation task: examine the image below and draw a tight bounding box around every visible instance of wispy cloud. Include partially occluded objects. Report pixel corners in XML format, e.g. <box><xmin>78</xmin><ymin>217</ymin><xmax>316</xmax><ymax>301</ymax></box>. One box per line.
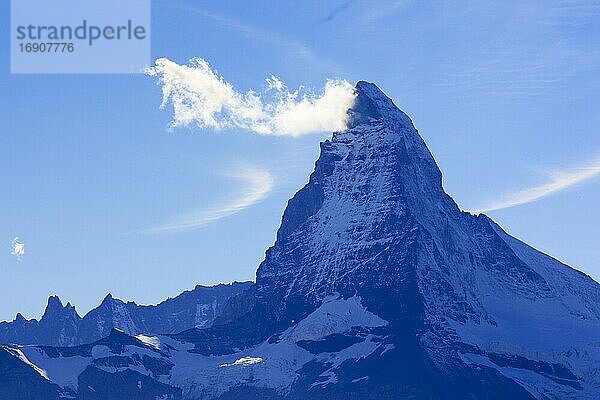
<box><xmin>146</xmin><ymin>57</ymin><xmax>356</xmax><ymax>136</ymax></box>
<box><xmin>173</xmin><ymin>6</ymin><xmax>340</xmax><ymax>73</ymax></box>
<box><xmin>361</xmin><ymin>0</ymin><xmax>407</xmax><ymax>23</ymax></box>
<box><xmin>434</xmin><ymin>43</ymin><xmax>586</xmax><ymax>98</ymax></box>
<box><xmin>432</xmin><ymin>1</ymin><xmax>599</xmax><ymax>99</ymax></box>
<box><xmin>473</xmin><ymin>158</ymin><xmax>600</xmax><ymax>212</ymax></box>
<box><xmin>141</xmin><ymin>166</ymin><xmax>274</xmax><ymax>234</ymax></box>
<box><xmin>10</xmin><ymin>237</ymin><xmax>25</xmax><ymax>260</ymax></box>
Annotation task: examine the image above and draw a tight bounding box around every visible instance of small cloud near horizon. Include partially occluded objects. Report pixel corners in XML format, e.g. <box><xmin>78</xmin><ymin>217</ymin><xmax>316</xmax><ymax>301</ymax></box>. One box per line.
<box><xmin>473</xmin><ymin>157</ymin><xmax>600</xmax><ymax>213</ymax></box>
<box><xmin>146</xmin><ymin>57</ymin><xmax>356</xmax><ymax>137</ymax></box>
<box><xmin>10</xmin><ymin>237</ymin><xmax>25</xmax><ymax>260</ymax></box>
<box><xmin>140</xmin><ymin>166</ymin><xmax>274</xmax><ymax>234</ymax></box>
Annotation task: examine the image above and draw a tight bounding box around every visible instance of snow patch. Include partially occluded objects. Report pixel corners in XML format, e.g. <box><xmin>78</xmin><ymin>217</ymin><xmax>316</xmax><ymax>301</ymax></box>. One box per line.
<box><xmin>135</xmin><ymin>334</ymin><xmax>161</xmax><ymax>350</ymax></box>
<box><xmin>21</xmin><ymin>347</ymin><xmax>91</xmax><ymax>389</ymax></box>
<box><xmin>286</xmin><ymin>295</ymin><xmax>387</xmax><ymax>342</ymax></box>
<box><xmin>220</xmin><ymin>357</ymin><xmax>263</xmax><ymax>367</ymax></box>
<box><xmin>5</xmin><ymin>347</ymin><xmax>48</xmax><ymax>379</ymax></box>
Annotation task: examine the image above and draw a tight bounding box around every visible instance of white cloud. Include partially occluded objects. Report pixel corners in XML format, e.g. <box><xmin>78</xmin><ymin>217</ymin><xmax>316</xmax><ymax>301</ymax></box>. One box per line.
<box><xmin>266</xmin><ymin>75</ymin><xmax>284</xmax><ymax>91</ymax></box>
<box><xmin>146</xmin><ymin>57</ymin><xmax>356</xmax><ymax>136</ymax></box>
<box><xmin>141</xmin><ymin>166</ymin><xmax>274</xmax><ymax>234</ymax></box>
<box><xmin>11</xmin><ymin>237</ymin><xmax>25</xmax><ymax>260</ymax></box>
<box><xmin>474</xmin><ymin>158</ymin><xmax>600</xmax><ymax>212</ymax></box>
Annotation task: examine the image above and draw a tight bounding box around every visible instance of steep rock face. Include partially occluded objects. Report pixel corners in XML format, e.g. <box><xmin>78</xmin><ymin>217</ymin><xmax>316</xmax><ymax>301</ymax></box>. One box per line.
<box><xmin>38</xmin><ymin>296</ymin><xmax>82</xmax><ymax>347</ymax></box>
<box><xmin>0</xmin><ymin>282</ymin><xmax>253</xmax><ymax>346</ymax></box>
<box><xmin>255</xmin><ymin>81</ymin><xmax>561</xmax><ymax>333</ymax></box>
<box><xmin>256</xmin><ymin>80</ymin><xmax>447</xmax><ymax>331</ymax></box>
<box><xmin>1</xmin><ymin>82</ymin><xmax>599</xmax><ymax>399</ymax></box>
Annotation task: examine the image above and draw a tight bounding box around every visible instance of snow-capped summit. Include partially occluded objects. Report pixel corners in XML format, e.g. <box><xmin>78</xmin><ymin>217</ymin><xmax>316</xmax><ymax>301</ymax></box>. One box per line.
<box><xmin>255</xmin><ymin>79</ymin><xmax>460</xmax><ymax>331</ymax></box>
<box><xmin>1</xmin><ymin>82</ymin><xmax>599</xmax><ymax>399</ymax></box>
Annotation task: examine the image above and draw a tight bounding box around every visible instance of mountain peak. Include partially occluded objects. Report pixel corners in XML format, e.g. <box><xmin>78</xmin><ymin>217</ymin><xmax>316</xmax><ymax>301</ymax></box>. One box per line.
<box><xmin>40</xmin><ymin>294</ymin><xmax>81</xmax><ymax>325</ymax></box>
<box><xmin>43</xmin><ymin>295</ymin><xmax>63</xmax><ymax>316</ymax></box>
<box><xmin>355</xmin><ymin>81</ymin><xmax>389</xmax><ymax>101</ymax></box>
<box><xmin>347</xmin><ymin>81</ymin><xmax>408</xmax><ymax>127</ymax></box>
<box><xmin>272</xmin><ymin>82</ymin><xmax>449</xmax><ymax>249</ymax></box>
<box><xmin>259</xmin><ymin>82</ymin><xmax>455</xmax><ymax>329</ymax></box>
<box><xmin>348</xmin><ymin>81</ymin><xmax>386</xmax><ymax>123</ymax></box>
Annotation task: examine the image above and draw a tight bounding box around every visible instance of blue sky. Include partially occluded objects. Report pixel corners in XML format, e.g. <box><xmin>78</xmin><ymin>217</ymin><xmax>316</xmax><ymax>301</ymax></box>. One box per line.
<box><xmin>1</xmin><ymin>0</ymin><xmax>599</xmax><ymax>322</ymax></box>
